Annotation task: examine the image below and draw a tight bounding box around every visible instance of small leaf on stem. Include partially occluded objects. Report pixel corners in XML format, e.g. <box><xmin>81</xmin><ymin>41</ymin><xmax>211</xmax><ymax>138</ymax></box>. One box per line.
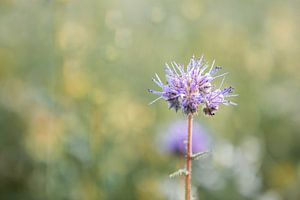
<box><xmin>191</xmin><ymin>151</ymin><xmax>210</xmax><ymax>160</ymax></box>
<box><xmin>169</xmin><ymin>168</ymin><xmax>188</xmax><ymax>178</ymax></box>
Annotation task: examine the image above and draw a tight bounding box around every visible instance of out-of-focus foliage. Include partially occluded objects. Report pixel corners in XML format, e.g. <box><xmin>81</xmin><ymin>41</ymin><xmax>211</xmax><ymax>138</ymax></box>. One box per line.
<box><xmin>0</xmin><ymin>0</ymin><xmax>300</xmax><ymax>199</ymax></box>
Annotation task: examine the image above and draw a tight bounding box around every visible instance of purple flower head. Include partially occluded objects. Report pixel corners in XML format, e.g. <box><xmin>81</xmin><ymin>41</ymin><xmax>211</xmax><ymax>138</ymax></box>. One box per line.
<box><xmin>148</xmin><ymin>55</ymin><xmax>237</xmax><ymax>115</ymax></box>
<box><xmin>204</xmin><ymin>86</ymin><xmax>237</xmax><ymax>115</ymax></box>
<box><xmin>161</xmin><ymin>120</ymin><xmax>210</xmax><ymax>156</ymax></box>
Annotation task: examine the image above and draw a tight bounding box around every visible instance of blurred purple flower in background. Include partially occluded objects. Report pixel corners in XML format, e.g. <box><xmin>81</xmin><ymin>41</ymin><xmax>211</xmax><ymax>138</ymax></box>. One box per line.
<box><xmin>160</xmin><ymin>120</ymin><xmax>211</xmax><ymax>156</ymax></box>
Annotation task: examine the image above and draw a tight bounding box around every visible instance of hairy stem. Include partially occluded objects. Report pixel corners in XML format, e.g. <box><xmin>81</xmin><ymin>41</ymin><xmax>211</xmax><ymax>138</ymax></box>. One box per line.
<box><xmin>185</xmin><ymin>113</ymin><xmax>193</xmax><ymax>200</ymax></box>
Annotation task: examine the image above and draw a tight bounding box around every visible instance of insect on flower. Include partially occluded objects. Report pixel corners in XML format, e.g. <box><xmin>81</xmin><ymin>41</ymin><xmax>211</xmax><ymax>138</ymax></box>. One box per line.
<box><xmin>148</xmin><ymin>55</ymin><xmax>237</xmax><ymax>200</ymax></box>
<box><xmin>148</xmin><ymin>55</ymin><xmax>237</xmax><ymax>116</ymax></box>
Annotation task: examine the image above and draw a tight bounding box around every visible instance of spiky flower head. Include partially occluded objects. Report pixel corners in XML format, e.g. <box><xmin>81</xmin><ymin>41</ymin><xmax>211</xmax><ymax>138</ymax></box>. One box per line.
<box><xmin>148</xmin><ymin>55</ymin><xmax>237</xmax><ymax>115</ymax></box>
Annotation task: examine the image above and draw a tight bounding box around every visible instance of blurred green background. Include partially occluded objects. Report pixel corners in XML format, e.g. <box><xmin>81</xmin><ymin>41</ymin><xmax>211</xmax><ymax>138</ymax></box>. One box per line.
<box><xmin>0</xmin><ymin>0</ymin><xmax>300</xmax><ymax>199</ymax></box>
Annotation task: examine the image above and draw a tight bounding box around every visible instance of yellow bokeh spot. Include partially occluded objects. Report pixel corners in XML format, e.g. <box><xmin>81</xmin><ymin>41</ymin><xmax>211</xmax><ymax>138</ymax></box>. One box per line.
<box><xmin>269</xmin><ymin>162</ymin><xmax>296</xmax><ymax>189</ymax></box>
<box><xmin>181</xmin><ymin>0</ymin><xmax>202</xmax><ymax>20</ymax></box>
<box><xmin>26</xmin><ymin>107</ymin><xmax>65</xmax><ymax>161</ymax></box>
<box><xmin>63</xmin><ymin>59</ymin><xmax>91</xmax><ymax>98</ymax></box>
<box><xmin>105</xmin><ymin>93</ymin><xmax>153</xmax><ymax>135</ymax></box>
<box><xmin>136</xmin><ymin>177</ymin><xmax>164</xmax><ymax>200</ymax></box>
<box><xmin>57</xmin><ymin>22</ymin><xmax>90</xmax><ymax>52</ymax></box>
<box><xmin>265</xmin><ymin>5</ymin><xmax>297</xmax><ymax>51</ymax></box>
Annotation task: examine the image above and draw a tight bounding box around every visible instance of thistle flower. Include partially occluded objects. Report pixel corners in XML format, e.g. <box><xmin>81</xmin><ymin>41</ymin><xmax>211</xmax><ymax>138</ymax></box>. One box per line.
<box><xmin>161</xmin><ymin>120</ymin><xmax>210</xmax><ymax>156</ymax></box>
<box><xmin>149</xmin><ymin>55</ymin><xmax>237</xmax><ymax>200</ymax></box>
<box><xmin>148</xmin><ymin>55</ymin><xmax>237</xmax><ymax>115</ymax></box>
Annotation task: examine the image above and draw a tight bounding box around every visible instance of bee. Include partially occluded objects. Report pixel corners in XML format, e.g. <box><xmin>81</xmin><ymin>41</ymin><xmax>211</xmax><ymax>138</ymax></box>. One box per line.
<box><xmin>203</xmin><ymin>103</ymin><xmax>218</xmax><ymax>116</ymax></box>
